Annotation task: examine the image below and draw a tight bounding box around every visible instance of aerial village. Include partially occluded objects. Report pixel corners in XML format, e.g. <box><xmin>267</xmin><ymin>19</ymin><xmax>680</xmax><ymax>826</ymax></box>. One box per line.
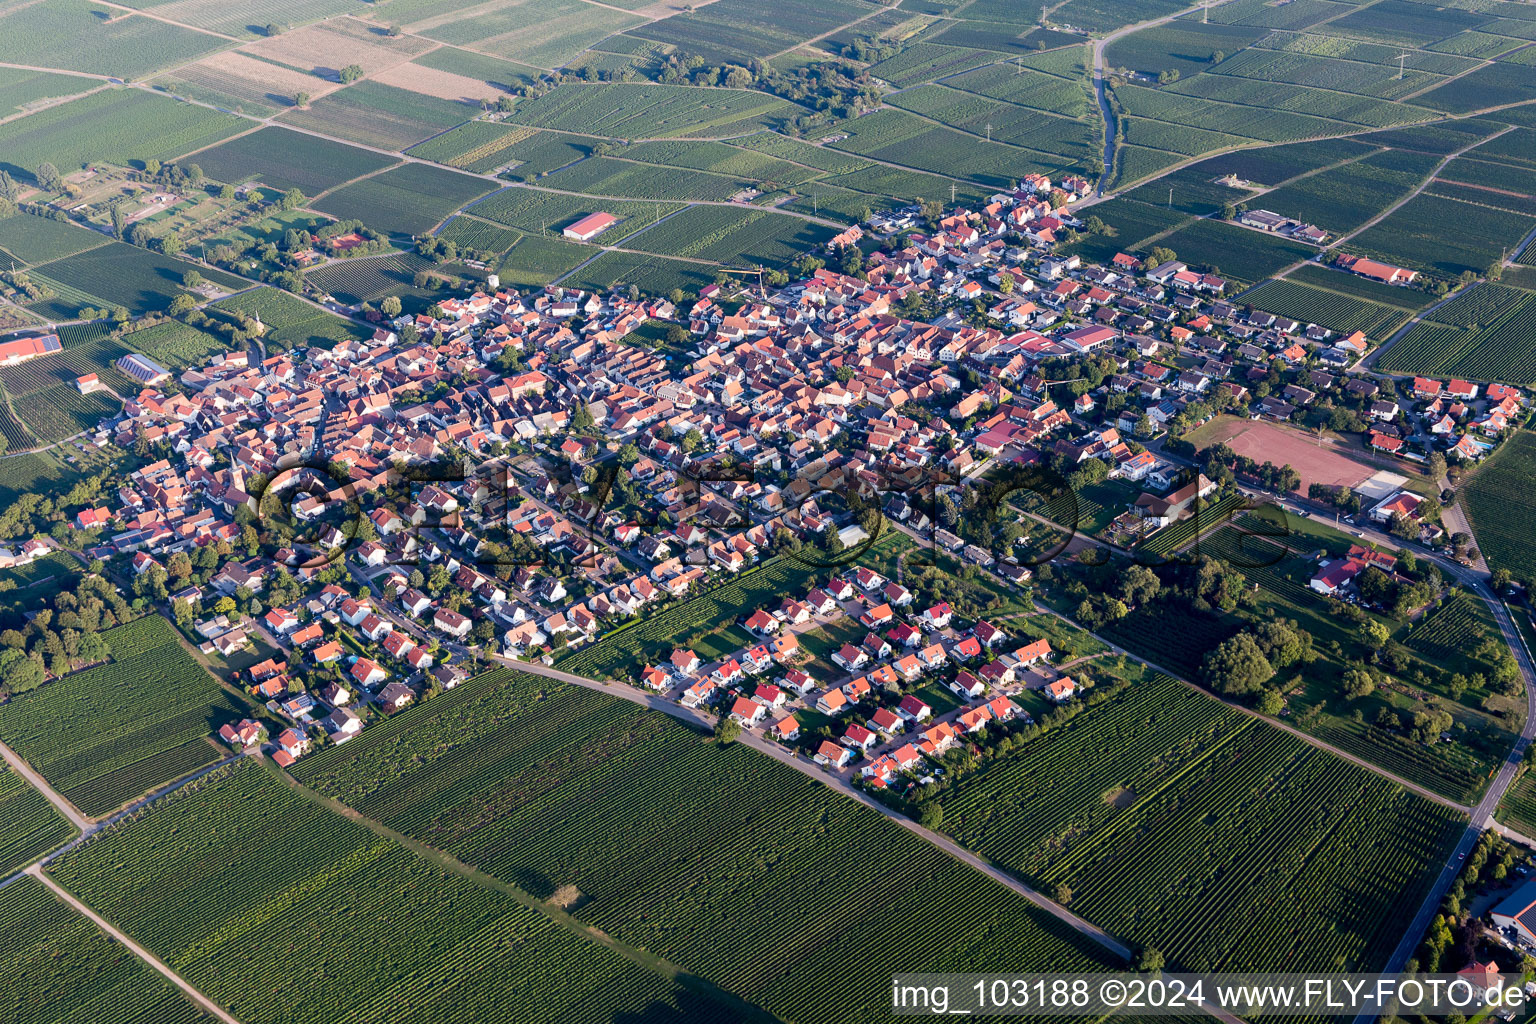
<box><xmin>3</xmin><ymin>168</ymin><xmax>1523</xmax><ymax>784</ymax></box>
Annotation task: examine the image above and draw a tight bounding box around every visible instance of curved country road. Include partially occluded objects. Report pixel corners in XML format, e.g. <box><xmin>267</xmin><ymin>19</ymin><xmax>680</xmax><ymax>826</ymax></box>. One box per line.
<box><xmin>498</xmin><ymin>655</ymin><xmax>1250</xmax><ymax>1024</ymax></box>
<box><xmin>499</xmin><ymin>656</ymin><xmax>1132</xmax><ymax>955</ymax></box>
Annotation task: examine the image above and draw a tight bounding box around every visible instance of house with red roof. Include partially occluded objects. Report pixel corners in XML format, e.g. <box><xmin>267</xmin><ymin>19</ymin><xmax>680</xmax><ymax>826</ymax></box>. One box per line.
<box><xmin>730</xmin><ymin>696</ymin><xmax>766</xmax><ymax>727</ymax></box>
<box><xmin>816</xmin><ymin>688</ymin><xmax>849</xmax><ymax>715</ymax></box>
<box><xmin>815</xmin><ymin>740</ymin><xmax>852</xmax><ymax>768</ymax></box>
<box><xmin>772</xmin><ymin>715</ymin><xmax>800</xmax><ymax>742</ymax></box>
<box><xmin>974</xmin><ymin>620</ymin><xmax>1005</xmax><ymax>647</ymax></box>
<box><xmin>1044</xmin><ymin>677</ymin><xmax>1077</xmax><ymax>703</ymax></box>
<box><xmin>951</xmin><ymin>670</ymin><xmax>985</xmax><ymax>699</ymax></box>
<box><xmin>351</xmin><ymin>658</ymin><xmax>386</xmax><ymax>687</ymax></box>
<box><xmin>897</xmin><ymin>694</ymin><xmax>932</xmax><ymax>722</ymax></box>
<box><xmin>1013</xmin><ymin>637</ymin><xmax>1050</xmax><ymax>666</ymax></box>
<box><xmin>842</xmin><ymin>723</ymin><xmax>877</xmax><ymax>751</ymax></box>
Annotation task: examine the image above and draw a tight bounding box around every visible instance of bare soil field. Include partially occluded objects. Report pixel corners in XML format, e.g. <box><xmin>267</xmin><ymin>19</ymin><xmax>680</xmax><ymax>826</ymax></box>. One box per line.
<box><xmin>174</xmin><ymin>51</ymin><xmax>341</xmax><ymax>107</ymax></box>
<box><xmin>239</xmin><ymin>21</ymin><xmax>435</xmax><ymax>78</ymax></box>
<box><xmin>370</xmin><ymin>62</ymin><xmax>500</xmax><ymax>104</ymax></box>
<box><xmin>1187</xmin><ymin>416</ymin><xmax>1377</xmax><ymax>495</ymax></box>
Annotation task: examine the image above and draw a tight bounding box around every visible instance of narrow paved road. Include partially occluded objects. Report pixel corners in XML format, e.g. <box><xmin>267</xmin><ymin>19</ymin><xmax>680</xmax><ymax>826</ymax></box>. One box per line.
<box><xmin>497</xmin><ymin>654</ymin><xmax>1251</xmax><ymax>1024</ymax></box>
<box><xmin>28</xmin><ymin>865</ymin><xmax>241</xmax><ymax>1024</ymax></box>
<box><xmin>0</xmin><ymin>738</ymin><xmax>89</xmax><ymax>830</ymax></box>
<box><xmin>1089</xmin><ymin>0</ymin><xmax>1245</xmax><ymax>194</ymax></box>
<box><xmin>498</xmin><ymin>655</ymin><xmax>1135</xmax><ymax>960</ymax></box>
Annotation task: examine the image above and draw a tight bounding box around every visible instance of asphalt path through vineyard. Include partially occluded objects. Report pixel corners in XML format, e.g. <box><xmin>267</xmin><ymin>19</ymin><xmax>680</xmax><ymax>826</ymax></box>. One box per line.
<box><xmin>27</xmin><ymin>864</ymin><xmax>243</xmax><ymax>1024</ymax></box>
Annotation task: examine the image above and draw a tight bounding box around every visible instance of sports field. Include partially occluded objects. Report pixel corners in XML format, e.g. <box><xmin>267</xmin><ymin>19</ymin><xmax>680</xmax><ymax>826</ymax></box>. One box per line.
<box><xmin>1184</xmin><ymin>416</ymin><xmax>1386</xmax><ymax>495</ymax></box>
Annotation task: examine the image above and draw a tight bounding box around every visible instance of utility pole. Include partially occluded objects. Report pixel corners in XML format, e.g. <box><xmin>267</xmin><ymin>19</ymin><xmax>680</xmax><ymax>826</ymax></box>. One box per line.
<box><xmin>950</xmin><ymin>182</ymin><xmax>957</xmax><ymax>204</ymax></box>
<box><xmin>1395</xmin><ymin>53</ymin><xmax>1408</xmax><ymax>80</ymax></box>
<box><xmin>1203</xmin><ymin>0</ymin><xmax>1209</xmax><ymax>23</ymax></box>
<box><xmin>1168</xmin><ymin>187</ymin><xmax>1173</xmax><ymax>208</ymax></box>
<box><xmin>985</xmin><ymin>121</ymin><xmax>993</xmax><ymax>143</ymax></box>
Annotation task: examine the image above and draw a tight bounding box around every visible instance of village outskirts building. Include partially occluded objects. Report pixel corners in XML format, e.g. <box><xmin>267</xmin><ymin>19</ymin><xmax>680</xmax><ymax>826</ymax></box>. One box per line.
<box><xmin>564</xmin><ymin>212</ymin><xmax>618</xmax><ymax>242</ymax></box>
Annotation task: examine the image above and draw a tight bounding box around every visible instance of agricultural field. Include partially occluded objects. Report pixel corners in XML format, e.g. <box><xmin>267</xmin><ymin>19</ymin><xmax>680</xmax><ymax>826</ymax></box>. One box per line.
<box><xmin>508</xmin><ymin>82</ymin><xmax>797</xmax><ymax>139</ymax></box>
<box><xmin>629</xmin><ymin>0</ymin><xmax>879</xmax><ymax>64</ymax></box>
<box><xmin>1105</xmin><ymin>20</ymin><xmax>1268</xmax><ymax>80</ymax></box>
<box><xmin>1060</xmin><ymin>197</ymin><xmax>1191</xmax><ymax>263</ymax></box>
<box><xmin>471</xmin><ymin>188</ymin><xmax>682</xmax><ymax>242</ymax></box>
<box><xmin>0</xmin><ymin>768</ymin><xmax>75</xmax><ymax>875</ymax></box>
<box><xmin>496</xmin><ymin>233</ymin><xmax>599</xmax><ymax>285</ymax></box>
<box><xmin>1416</xmin><ymin>60</ymin><xmax>1536</xmax><ymax>113</ymax></box>
<box><xmin>0</xmin><ymin>67</ymin><xmax>95</xmax><ymax>117</ymax></box>
<box><xmin>113</xmin><ymin>0</ymin><xmax>363</xmax><ymax>37</ymax></box>
<box><xmin>1135</xmin><ymin>218</ymin><xmax>1314</xmax><ymax>285</ymax></box>
<box><xmin>826</xmin><ymin>107</ymin><xmax>1075</xmax><ymax>187</ymax></box>
<box><xmin>0</xmin><ymin>0</ymin><xmax>223</xmax><ymax>80</ymax></box>
<box><xmin>110</xmin><ymin>319</ymin><xmax>232</xmax><ymax>371</ymax></box>
<box><xmin>0</xmin><ymin>212</ymin><xmax>107</xmax><ymax>266</ymax></box>
<box><xmin>541</xmin><ymin>155</ymin><xmax>755</xmax><ymax>202</ymax></box>
<box><xmin>1463</xmin><ymin>430</ymin><xmax>1536</xmax><ymax>582</ymax></box>
<box><xmin>622</xmin><ymin>138</ymin><xmax>819</xmax><ymax>185</ymax></box>
<box><xmin>867</xmin><ymin>43</ymin><xmax>997</xmax><ymax>88</ymax></box>
<box><xmin>1122</xmin><ymin>163</ymin><xmax>1262</xmax><ymax>217</ymax></box>
<box><xmin>305</xmin><ymin>252</ymin><xmax>442</xmax><ymax>309</ymax></box>
<box><xmin>24</xmin><ymin>242</ymin><xmax>246</xmax><ymax>320</ymax></box>
<box><xmin>0</xmin><ymin>88</ymin><xmax>248</xmax><ymax>182</ymax></box>
<box><xmin>1289</xmin><ymin>262</ymin><xmax>1434</xmax><ymax>306</ymax></box>
<box><xmin>409</xmin><ymin>122</ymin><xmax>550</xmax><ymax>175</ymax></box>
<box><xmin>1471</xmin><ymin>127</ymin><xmax>1536</xmax><ymax>170</ymax></box>
<box><xmin>157</xmin><ymin>51</ymin><xmax>341</xmax><ymax>117</ymax></box>
<box><xmin>313</xmin><ymin>162</ymin><xmax>494</xmax><ymax>240</ymax></box>
<box><xmin>885</xmin><ymin>85</ymin><xmax>1100</xmax><ymax>164</ymax></box>
<box><xmin>290</xmin><ymin>667</ymin><xmax>1115</xmax><ymax>1023</ymax></box>
<box><xmin>0</xmin><ymin>616</ymin><xmax>243</xmax><ymax>816</ymax></box>
<box><xmin>190</xmin><ymin>127</ymin><xmax>398</xmax><ymax>195</ymax></box>
<box><xmin>0</xmin><ymin>875</ymin><xmax>207</xmax><ymax>1024</ymax></box>
<box><xmin>557</xmin><ymin>248</ymin><xmax>714</xmax><ymax>296</ymax></box>
<box><xmin>1098</xmin><ymin>600</ymin><xmax>1239</xmax><ymax>679</ymax></box>
<box><xmin>434</xmin><ymin>215</ymin><xmax>522</xmax><ymax>254</ymax></box>
<box><xmin>418</xmin><ymin>0</ymin><xmax>643</xmax><ymax>70</ymax></box>
<box><xmin>1348</xmin><ymin>193</ymin><xmax>1536</xmax><ymax>279</ymax></box>
<box><xmin>12</xmin><ymin>384</ymin><xmax>118</xmax><ymax>443</ymax></box>
<box><xmin>280</xmin><ymin>81</ymin><xmax>476</xmax><ymax>151</ymax></box>
<box><xmin>1377</xmin><ymin>284</ymin><xmax>1536</xmax><ymax>383</ymax></box>
<box><xmin>49</xmin><ymin>759</ymin><xmax>720</xmax><ymax>1024</ymax></box>
<box><xmin>623</xmin><ymin>205</ymin><xmax>839</xmax><ymax>269</ymax></box>
<box><xmin>732</xmin><ymin>131</ymin><xmax>876</xmax><ymax>175</ymax></box>
<box><xmin>3</xmin><ymin>334</ymin><xmax>147</xmax><ymax>397</ymax></box>
<box><xmin>0</xmin><ymin>446</ymin><xmax>104</xmax><ymax>511</ymax></box>
<box><xmin>412</xmin><ymin>45</ymin><xmax>541</xmax><ymax>91</ymax></box>
<box><xmin>1241</xmin><ymin>278</ymin><xmax>1415</xmax><ymax>338</ymax></box>
<box><xmin>211</xmin><ymin>286</ymin><xmax>371</xmax><ymax>350</ymax></box>
<box><xmin>560</xmin><ymin>554</ymin><xmax>822</xmax><ymax>677</ymax></box>
<box><xmin>939</xmin><ymin>676</ymin><xmax>1462</xmax><ymax>971</ymax></box>
<box><xmin>1256</xmin><ymin>148</ymin><xmax>1441</xmax><ymax>235</ymax></box>
<box><xmin>935</xmin><ymin>61</ymin><xmax>1095</xmax><ymax>120</ymax></box>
